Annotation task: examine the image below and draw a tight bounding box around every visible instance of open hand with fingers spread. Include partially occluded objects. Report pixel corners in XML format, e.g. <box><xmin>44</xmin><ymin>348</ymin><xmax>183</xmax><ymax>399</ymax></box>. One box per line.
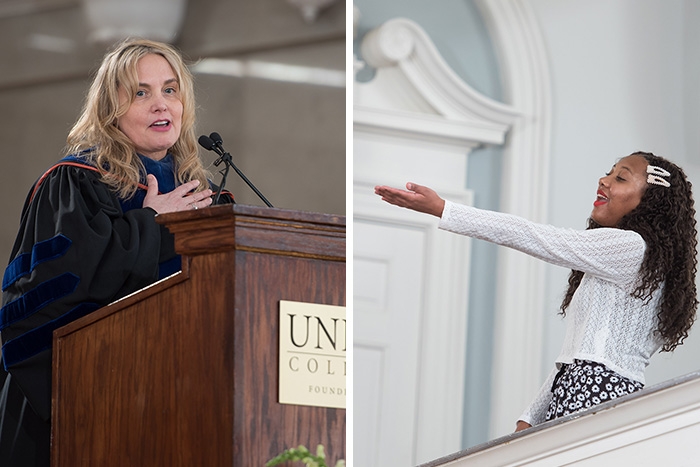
<box><xmin>374</xmin><ymin>182</ymin><xmax>446</xmax><ymax>218</ymax></box>
<box><xmin>143</xmin><ymin>175</ymin><xmax>214</xmax><ymax>214</ymax></box>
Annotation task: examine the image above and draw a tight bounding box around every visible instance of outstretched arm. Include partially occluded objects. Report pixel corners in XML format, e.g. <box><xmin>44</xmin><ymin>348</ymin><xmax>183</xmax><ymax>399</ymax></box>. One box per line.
<box><xmin>374</xmin><ymin>182</ymin><xmax>446</xmax><ymax>218</ymax></box>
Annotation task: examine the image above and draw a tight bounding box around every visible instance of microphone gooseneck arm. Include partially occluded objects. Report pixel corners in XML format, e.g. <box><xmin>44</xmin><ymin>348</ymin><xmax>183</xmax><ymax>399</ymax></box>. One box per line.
<box><xmin>198</xmin><ymin>133</ymin><xmax>274</xmax><ymax>208</ymax></box>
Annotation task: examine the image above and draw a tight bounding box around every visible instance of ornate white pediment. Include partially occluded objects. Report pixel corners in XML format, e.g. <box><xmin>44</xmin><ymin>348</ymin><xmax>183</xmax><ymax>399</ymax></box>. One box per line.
<box><xmin>354</xmin><ymin>17</ymin><xmax>520</xmax><ymax>148</ymax></box>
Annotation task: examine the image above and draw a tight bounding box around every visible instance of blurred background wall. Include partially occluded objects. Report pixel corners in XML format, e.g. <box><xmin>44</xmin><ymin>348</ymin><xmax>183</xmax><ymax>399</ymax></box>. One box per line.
<box><xmin>0</xmin><ymin>0</ymin><xmax>346</xmax><ymax>265</ymax></box>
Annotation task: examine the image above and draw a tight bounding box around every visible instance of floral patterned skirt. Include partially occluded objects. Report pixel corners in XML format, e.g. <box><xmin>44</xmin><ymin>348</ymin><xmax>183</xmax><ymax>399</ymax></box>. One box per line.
<box><xmin>545</xmin><ymin>359</ymin><xmax>644</xmax><ymax>421</ymax></box>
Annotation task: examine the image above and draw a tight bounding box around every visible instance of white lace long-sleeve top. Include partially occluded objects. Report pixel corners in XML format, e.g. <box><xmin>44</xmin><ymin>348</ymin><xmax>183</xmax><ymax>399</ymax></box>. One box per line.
<box><xmin>438</xmin><ymin>200</ymin><xmax>664</xmax><ymax>426</ymax></box>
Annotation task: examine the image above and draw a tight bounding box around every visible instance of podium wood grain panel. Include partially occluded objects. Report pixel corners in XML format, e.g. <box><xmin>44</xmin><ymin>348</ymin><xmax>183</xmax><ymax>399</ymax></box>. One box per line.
<box><xmin>52</xmin><ymin>205</ymin><xmax>345</xmax><ymax>467</ymax></box>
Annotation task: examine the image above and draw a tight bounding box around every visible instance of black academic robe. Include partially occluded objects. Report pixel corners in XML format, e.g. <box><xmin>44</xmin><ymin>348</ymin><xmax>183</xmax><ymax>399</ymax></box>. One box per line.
<box><xmin>0</xmin><ymin>154</ymin><xmax>233</xmax><ymax>466</ymax></box>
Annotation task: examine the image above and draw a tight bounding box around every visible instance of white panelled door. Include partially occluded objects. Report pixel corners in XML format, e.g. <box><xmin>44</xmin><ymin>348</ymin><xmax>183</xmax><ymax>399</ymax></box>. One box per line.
<box><xmin>354</xmin><ymin>219</ymin><xmax>427</xmax><ymax>466</ymax></box>
<box><xmin>353</xmin><ymin>181</ymin><xmax>472</xmax><ymax>465</ymax></box>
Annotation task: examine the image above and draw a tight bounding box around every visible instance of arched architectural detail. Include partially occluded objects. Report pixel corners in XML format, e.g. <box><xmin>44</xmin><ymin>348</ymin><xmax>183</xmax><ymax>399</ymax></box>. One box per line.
<box><xmin>353</xmin><ymin>14</ymin><xmax>523</xmax><ymax>463</ymax></box>
<box><xmin>474</xmin><ymin>0</ymin><xmax>553</xmax><ymax>438</ymax></box>
<box><xmin>353</xmin><ymin>0</ymin><xmax>552</xmax><ymax>460</ymax></box>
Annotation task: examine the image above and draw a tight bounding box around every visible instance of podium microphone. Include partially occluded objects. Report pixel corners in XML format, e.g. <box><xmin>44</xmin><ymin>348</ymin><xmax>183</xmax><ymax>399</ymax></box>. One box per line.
<box><xmin>198</xmin><ymin>133</ymin><xmax>273</xmax><ymax>207</ymax></box>
<box><xmin>209</xmin><ymin>131</ymin><xmax>225</xmax><ymax>153</ymax></box>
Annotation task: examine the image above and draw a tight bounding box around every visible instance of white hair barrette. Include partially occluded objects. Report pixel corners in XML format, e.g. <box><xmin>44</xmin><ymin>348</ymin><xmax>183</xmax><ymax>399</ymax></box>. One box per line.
<box><xmin>647</xmin><ymin>165</ymin><xmax>671</xmax><ymax>187</ymax></box>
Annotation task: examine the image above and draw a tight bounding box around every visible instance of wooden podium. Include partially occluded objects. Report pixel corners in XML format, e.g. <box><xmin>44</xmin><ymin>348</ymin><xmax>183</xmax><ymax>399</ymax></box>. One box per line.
<box><xmin>51</xmin><ymin>205</ymin><xmax>346</xmax><ymax>466</ymax></box>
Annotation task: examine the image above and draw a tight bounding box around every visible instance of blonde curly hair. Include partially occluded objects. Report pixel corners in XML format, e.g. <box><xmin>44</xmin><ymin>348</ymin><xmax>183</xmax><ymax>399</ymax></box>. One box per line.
<box><xmin>66</xmin><ymin>38</ymin><xmax>209</xmax><ymax>199</ymax></box>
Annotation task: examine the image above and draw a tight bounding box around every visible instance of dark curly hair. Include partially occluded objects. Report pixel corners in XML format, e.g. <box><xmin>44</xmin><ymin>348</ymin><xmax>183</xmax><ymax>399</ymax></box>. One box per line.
<box><xmin>560</xmin><ymin>152</ymin><xmax>698</xmax><ymax>352</ymax></box>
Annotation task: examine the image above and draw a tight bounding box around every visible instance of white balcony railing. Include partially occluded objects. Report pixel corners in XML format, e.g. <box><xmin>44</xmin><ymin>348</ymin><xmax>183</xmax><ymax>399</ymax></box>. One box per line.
<box><xmin>419</xmin><ymin>371</ymin><xmax>700</xmax><ymax>466</ymax></box>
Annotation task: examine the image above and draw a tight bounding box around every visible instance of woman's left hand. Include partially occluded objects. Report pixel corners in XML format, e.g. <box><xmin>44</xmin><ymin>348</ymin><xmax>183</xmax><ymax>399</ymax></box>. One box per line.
<box><xmin>142</xmin><ymin>175</ymin><xmax>213</xmax><ymax>214</ymax></box>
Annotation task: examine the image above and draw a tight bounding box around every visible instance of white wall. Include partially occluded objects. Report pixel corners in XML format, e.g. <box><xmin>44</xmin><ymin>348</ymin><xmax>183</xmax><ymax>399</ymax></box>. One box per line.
<box><xmin>353</xmin><ymin>0</ymin><xmax>700</xmax><ymax>453</ymax></box>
